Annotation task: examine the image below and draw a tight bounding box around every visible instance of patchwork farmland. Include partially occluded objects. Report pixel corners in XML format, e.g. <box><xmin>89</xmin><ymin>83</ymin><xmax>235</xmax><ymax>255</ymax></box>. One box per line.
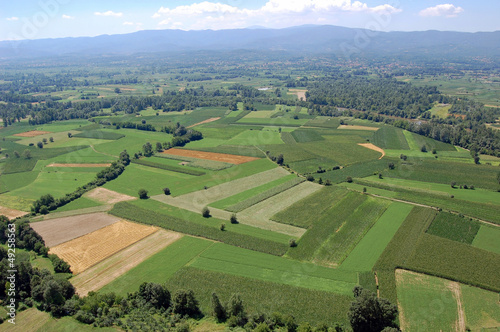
<box><xmin>1</xmin><ymin>65</ymin><xmax>499</xmax><ymax>332</ymax></box>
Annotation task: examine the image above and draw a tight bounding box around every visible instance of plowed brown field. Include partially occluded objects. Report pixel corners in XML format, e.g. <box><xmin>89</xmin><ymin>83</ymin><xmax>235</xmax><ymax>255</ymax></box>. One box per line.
<box><xmin>162</xmin><ymin>148</ymin><xmax>259</xmax><ymax>164</ymax></box>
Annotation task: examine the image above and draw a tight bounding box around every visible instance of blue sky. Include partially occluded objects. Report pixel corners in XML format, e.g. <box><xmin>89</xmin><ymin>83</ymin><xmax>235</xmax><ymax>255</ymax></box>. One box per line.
<box><xmin>1</xmin><ymin>0</ymin><xmax>498</xmax><ymax>41</ymax></box>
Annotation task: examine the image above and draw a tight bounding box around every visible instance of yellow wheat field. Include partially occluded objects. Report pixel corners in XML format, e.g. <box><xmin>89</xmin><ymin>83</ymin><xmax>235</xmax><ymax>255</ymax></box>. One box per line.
<box><xmin>49</xmin><ymin>220</ymin><xmax>158</xmax><ymax>274</ymax></box>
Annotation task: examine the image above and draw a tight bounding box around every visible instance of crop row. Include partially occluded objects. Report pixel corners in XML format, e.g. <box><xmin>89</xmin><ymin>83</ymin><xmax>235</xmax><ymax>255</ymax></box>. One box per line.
<box><xmin>109</xmin><ymin>202</ymin><xmax>288</xmax><ymax>256</ymax></box>
<box><xmin>226</xmin><ymin>178</ymin><xmax>305</xmax><ymax>213</ymax></box>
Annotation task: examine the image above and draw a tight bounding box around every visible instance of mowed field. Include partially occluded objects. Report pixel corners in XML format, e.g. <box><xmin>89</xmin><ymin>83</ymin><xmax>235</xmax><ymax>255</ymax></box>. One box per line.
<box><xmin>396</xmin><ymin>269</ymin><xmax>500</xmax><ymax>332</ymax></box>
<box><xmin>49</xmin><ymin>220</ymin><xmax>158</xmax><ymax>274</ymax></box>
<box><xmin>30</xmin><ymin>212</ymin><xmax>121</xmax><ymax>247</ymax></box>
<box><xmin>71</xmin><ymin>229</ymin><xmax>182</xmax><ymax>296</ymax></box>
<box><xmin>162</xmin><ymin>148</ymin><xmax>259</xmax><ymax>164</ymax></box>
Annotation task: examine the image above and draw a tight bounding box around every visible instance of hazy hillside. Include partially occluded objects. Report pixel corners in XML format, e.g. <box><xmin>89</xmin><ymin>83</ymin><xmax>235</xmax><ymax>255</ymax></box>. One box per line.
<box><xmin>1</xmin><ymin>25</ymin><xmax>499</xmax><ymax>59</ymax></box>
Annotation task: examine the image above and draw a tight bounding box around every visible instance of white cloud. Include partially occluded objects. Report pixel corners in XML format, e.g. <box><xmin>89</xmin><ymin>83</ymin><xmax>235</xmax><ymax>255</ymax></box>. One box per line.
<box><xmin>123</xmin><ymin>21</ymin><xmax>134</xmax><ymax>25</ymax></box>
<box><xmin>151</xmin><ymin>0</ymin><xmax>402</xmax><ymax>30</ymax></box>
<box><xmin>62</xmin><ymin>14</ymin><xmax>75</xmax><ymax>20</ymax></box>
<box><xmin>419</xmin><ymin>4</ymin><xmax>464</xmax><ymax>18</ymax></box>
<box><xmin>94</xmin><ymin>11</ymin><xmax>123</xmax><ymax>17</ymax></box>
<box><xmin>6</xmin><ymin>17</ymin><xmax>19</xmax><ymax>21</ymax></box>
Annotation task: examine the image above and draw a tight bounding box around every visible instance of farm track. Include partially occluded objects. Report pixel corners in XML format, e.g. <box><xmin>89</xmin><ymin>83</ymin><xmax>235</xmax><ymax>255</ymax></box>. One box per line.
<box><xmin>71</xmin><ymin>229</ymin><xmax>182</xmax><ymax>296</ymax></box>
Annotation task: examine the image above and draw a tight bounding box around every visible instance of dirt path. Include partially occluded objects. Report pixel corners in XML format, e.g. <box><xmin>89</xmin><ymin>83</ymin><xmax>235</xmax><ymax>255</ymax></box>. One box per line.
<box><xmin>358</xmin><ymin>143</ymin><xmax>385</xmax><ymax>159</ymax></box>
<box><xmin>90</xmin><ymin>144</ymin><xmax>118</xmax><ymax>158</ymax></box>
<box><xmin>187</xmin><ymin>117</ymin><xmax>221</xmax><ymax>128</ymax></box>
<box><xmin>71</xmin><ymin>230</ymin><xmax>182</xmax><ymax>296</ymax></box>
<box><xmin>338</xmin><ymin>125</ymin><xmax>379</xmax><ymax>131</ymax></box>
<box><xmin>374</xmin><ymin>272</ymin><xmax>380</xmax><ymax>298</ymax></box>
<box><xmin>395</xmin><ymin>269</ymin><xmax>409</xmax><ymax>332</ymax></box>
<box><xmin>448</xmin><ymin>282</ymin><xmax>466</xmax><ymax>332</ymax></box>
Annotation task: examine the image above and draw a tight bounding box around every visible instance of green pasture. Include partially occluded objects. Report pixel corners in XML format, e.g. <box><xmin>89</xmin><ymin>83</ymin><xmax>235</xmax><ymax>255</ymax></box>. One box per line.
<box><xmin>190</xmin><ymin>243</ymin><xmax>358</xmax><ymax>295</ymax></box>
<box><xmin>461</xmin><ymin>284</ymin><xmax>500</xmax><ymax>331</ymax></box>
<box><xmin>291</xmin><ymin>129</ymin><xmax>324</xmax><ymax>143</ymax></box>
<box><xmin>153</xmin><ymin>154</ymin><xmax>233</xmax><ymax>171</ymax></box>
<box><xmin>224</xmin><ymin>129</ymin><xmax>283</xmax><ymax>145</ymax></box>
<box><xmin>371</xmin><ymin>126</ymin><xmax>409</xmax><ymax>150</ymax></box>
<box><xmin>428</xmin><ymin>103</ymin><xmax>452</xmax><ymax>118</ymax></box>
<box><xmin>166</xmin><ymin>267</ymin><xmax>353</xmax><ymax>325</ymax></box>
<box><xmin>396</xmin><ymin>270</ymin><xmax>459</xmax><ymax>332</ymax></box>
<box><xmin>54</xmin><ymin>196</ymin><xmax>103</xmax><ymax>213</ymax></box>
<box><xmin>100</xmin><ymin>236</ymin><xmax>212</xmax><ymax>295</ymax></box>
<box><xmin>403</xmin><ymin>130</ymin><xmax>457</xmax><ymax>152</ymax></box>
<box><xmin>386</xmin><ymin>158</ymin><xmax>500</xmax><ymax>191</ymax></box>
<box><xmin>237</xmin><ymin>117</ymin><xmax>309</xmax><ymax>126</ymax></box>
<box><xmin>362</xmin><ymin>175</ymin><xmax>500</xmax><ymax>205</ymax></box>
<box><xmin>185</xmin><ymin>144</ymin><xmax>265</xmax><ymax>158</ymax></box>
<box><xmin>92</xmin><ymin>129</ymin><xmax>173</xmax><ymax>156</ymax></box>
<box><xmin>105</xmin><ymin>158</ymin><xmax>276</xmax><ymax>197</ymax></box>
<box><xmin>472</xmin><ymin>225</ymin><xmax>500</xmax><ymax>255</ymax></box>
<box><xmin>340</xmin><ymin>202</ymin><xmax>413</xmax><ymax>272</ymax></box>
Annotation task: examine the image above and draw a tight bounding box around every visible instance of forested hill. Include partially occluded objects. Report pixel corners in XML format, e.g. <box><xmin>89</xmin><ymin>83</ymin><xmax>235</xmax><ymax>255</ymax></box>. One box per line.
<box><xmin>1</xmin><ymin>25</ymin><xmax>499</xmax><ymax>59</ymax></box>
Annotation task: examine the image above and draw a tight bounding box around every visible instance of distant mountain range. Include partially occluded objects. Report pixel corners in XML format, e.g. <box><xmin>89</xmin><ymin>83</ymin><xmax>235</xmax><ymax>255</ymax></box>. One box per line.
<box><xmin>1</xmin><ymin>25</ymin><xmax>499</xmax><ymax>59</ymax></box>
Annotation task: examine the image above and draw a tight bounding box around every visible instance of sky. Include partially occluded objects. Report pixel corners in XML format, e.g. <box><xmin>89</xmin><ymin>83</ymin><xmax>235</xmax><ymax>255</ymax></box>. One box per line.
<box><xmin>1</xmin><ymin>0</ymin><xmax>498</xmax><ymax>41</ymax></box>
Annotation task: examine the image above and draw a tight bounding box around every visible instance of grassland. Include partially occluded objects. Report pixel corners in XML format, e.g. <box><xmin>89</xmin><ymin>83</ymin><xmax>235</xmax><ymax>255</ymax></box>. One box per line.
<box><xmin>165</xmin><ymin>267</ymin><xmax>353</xmax><ymax>325</ymax></box>
<box><xmin>190</xmin><ymin>243</ymin><xmax>358</xmax><ymax>295</ymax></box>
<box><xmin>340</xmin><ymin>202</ymin><xmax>413</xmax><ymax>272</ymax></box>
<box><xmin>99</xmin><ymin>236</ymin><xmax>213</xmax><ymax>295</ymax></box>
<box><xmin>461</xmin><ymin>283</ymin><xmax>500</xmax><ymax>331</ymax></box>
<box><xmin>131</xmin><ymin>158</ymin><xmax>206</xmax><ymax>176</ymax></box>
<box><xmin>471</xmin><ymin>225</ymin><xmax>500</xmax><ymax>254</ymax></box>
<box><xmin>105</xmin><ymin>158</ymin><xmax>276</xmax><ymax>197</ymax></box>
<box><xmin>371</xmin><ymin>126</ymin><xmax>409</xmax><ymax>150</ymax></box>
<box><xmin>396</xmin><ymin>270</ymin><xmax>460</xmax><ymax>332</ymax></box>
<box><xmin>291</xmin><ymin>129</ymin><xmax>324</xmax><ymax>143</ymax></box>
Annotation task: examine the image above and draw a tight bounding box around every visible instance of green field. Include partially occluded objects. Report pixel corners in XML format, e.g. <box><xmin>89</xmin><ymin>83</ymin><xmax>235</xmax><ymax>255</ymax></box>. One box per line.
<box><xmin>371</xmin><ymin>126</ymin><xmax>409</xmax><ymax>150</ymax></box>
<box><xmin>189</xmin><ymin>243</ymin><xmax>358</xmax><ymax>295</ymax></box>
<box><xmin>396</xmin><ymin>270</ymin><xmax>460</xmax><ymax>332</ymax></box>
<box><xmin>105</xmin><ymin>158</ymin><xmax>276</xmax><ymax>197</ymax></box>
<box><xmin>287</xmin><ymin>192</ymin><xmax>390</xmax><ymax>266</ymax></box>
<box><xmin>224</xmin><ymin>129</ymin><xmax>283</xmax><ymax>145</ymax></box>
<box><xmin>426</xmin><ymin>212</ymin><xmax>480</xmax><ymax>244</ymax></box>
<box><xmin>340</xmin><ymin>202</ymin><xmax>413</xmax><ymax>272</ymax></box>
<box><xmin>210</xmin><ymin>174</ymin><xmax>296</xmax><ymax>210</ymax></box>
<box><xmin>272</xmin><ymin>186</ymin><xmax>349</xmax><ymax>228</ymax></box>
<box><xmin>100</xmin><ymin>236</ymin><xmax>213</xmax><ymax>295</ymax></box>
<box><xmin>461</xmin><ymin>283</ymin><xmax>500</xmax><ymax>331</ymax></box>
<box><xmin>165</xmin><ymin>267</ymin><xmax>353</xmax><ymax>325</ymax></box>
<box><xmin>471</xmin><ymin>225</ymin><xmax>500</xmax><ymax>254</ymax></box>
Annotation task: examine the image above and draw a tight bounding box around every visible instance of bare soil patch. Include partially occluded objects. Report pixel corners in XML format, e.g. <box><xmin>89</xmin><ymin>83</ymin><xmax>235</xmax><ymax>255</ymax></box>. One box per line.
<box><xmin>448</xmin><ymin>282</ymin><xmax>466</xmax><ymax>332</ymax></box>
<box><xmin>358</xmin><ymin>143</ymin><xmax>385</xmax><ymax>159</ymax></box>
<box><xmin>13</xmin><ymin>130</ymin><xmax>52</xmax><ymax>137</ymax></box>
<box><xmin>31</xmin><ymin>212</ymin><xmax>121</xmax><ymax>247</ymax></box>
<box><xmin>288</xmin><ymin>89</ymin><xmax>307</xmax><ymax>101</ymax></box>
<box><xmin>0</xmin><ymin>205</ymin><xmax>28</xmax><ymax>220</ymax></box>
<box><xmin>338</xmin><ymin>125</ymin><xmax>379</xmax><ymax>131</ymax></box>
<box><xmin>162</xmin><ymin>148</ymin><xmax>259</xmax><ymax>164</ymax></box>
<box><xmin>71</xmin><ymin>230</ymin><xmax>182</xmax><ymax>296</ymax></box>
<box><xmin>47</xmin><ymin>163</ymin><xmax>111</xmax><ymax>168</ymax></box>
<box><xmin>187</xmin><ymin>117</ymin><xmax>221</xmax><ymax>128</ymax></box>
<box><xmin>50</xmin><ymin>220</ymin><xmax>158</xmax><ymax>274</ymax></box>
<box><xmin>85</xmin><ymin>187</ymin><xmax>136</xmax><ymax>204</ymax></box>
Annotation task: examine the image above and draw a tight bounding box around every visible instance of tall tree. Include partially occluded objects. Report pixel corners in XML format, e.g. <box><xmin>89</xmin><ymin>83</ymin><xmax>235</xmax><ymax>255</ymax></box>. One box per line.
<box><xmin>348</xmin><ymin>286</ymin><xmax>398</xmax><ymax>332</ymax></box>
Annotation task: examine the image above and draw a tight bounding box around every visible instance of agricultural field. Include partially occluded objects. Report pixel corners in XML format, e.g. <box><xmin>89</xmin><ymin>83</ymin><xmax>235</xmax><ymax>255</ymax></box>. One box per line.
<box><xmin>49</xmin><ymin>220</ymin><xmax>158</xmax><ymax>274</ymax></box>
<box><xmin>1</xmin><ymin>60</ymin><xmax>499</xmax><ymax>332</ymax></box>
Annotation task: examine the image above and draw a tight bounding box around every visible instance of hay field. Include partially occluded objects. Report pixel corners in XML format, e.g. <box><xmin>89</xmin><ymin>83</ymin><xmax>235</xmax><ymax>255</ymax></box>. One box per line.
<box><xmin>49</xmin><ymin>220</ymin><xmax>158</xmax><ymax>274</ymax></box>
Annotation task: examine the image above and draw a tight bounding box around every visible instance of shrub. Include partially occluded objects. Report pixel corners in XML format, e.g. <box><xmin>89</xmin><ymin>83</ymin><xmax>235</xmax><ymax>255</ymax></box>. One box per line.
<box><xmin>346</xmin><ymin>176</ymin><xmax>353</xmax><ymax>183</ymax></box>
<box><xmin>202</xmin><ymin>207</ymin><xmax>211</xmax><ymax>218</ymax></box>
<box><xmin>220</xmin><ymin>223</ymin><xmax>226</xmax><ymax>231</ymax></box>
<box><xmin>163</xmin><ymin>187</ymin><xmax>171</xmax><ymax>195</ymax></box>
<box><xmin>230</xmin><ymin>214</ymin><xmax>238</xmax><ymax>224</ymax></box>
<box><xmin>289</xmin><ymin>239</ymin><xmax>297</xmax><ymax>247</ymax></box>
<box><xmin>420</xmin><ymin>145</ymin><xmax>427</xmax><ymax>152</ymax></box>
<box><xmin>306</xmin><ymin>175</ymin><xmax>315</xmax><ymax>182</ymax></box>
<box><xmin>138</xmin><ymin>189</ymin><xmax>149</xmax><ymax>199</ymax></box>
